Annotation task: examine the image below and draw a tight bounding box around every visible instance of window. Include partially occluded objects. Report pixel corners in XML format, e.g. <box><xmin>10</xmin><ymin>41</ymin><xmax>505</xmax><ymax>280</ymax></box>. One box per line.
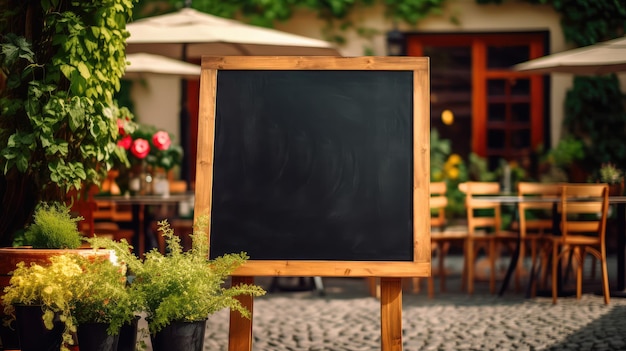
<box><xmin>407</xmin><ymin>32</ymin><xmax>548</xmax><ymax>170</ymax></box>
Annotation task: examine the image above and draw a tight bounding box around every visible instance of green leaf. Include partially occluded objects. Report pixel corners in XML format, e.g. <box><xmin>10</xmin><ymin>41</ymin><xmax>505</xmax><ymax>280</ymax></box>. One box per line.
<box><xmin>60</xmin><ymin>64</ymin><xmax>76</xmax><ymax>79</ymax></box>
<box><xmin>16</xmin><ymin>154</ymin><xmax>29</xmax><ymax>172</ymax></box>
<box><xmin>77</xmin><ymin>61</ymin><xmax>91</xmax><ymax>79</ymax></box>
<box><xmin>68</xmin><ymin>98</ymin><xmax>85</xmax><ymax>131</ymax></box>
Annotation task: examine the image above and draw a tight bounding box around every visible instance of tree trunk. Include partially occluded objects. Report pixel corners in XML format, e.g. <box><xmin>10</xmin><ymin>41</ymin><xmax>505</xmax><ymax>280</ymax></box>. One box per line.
<box><xmin>0</xmin><ymin>170</ymin><xmax>37</xmax><ymax>246</ymax></box>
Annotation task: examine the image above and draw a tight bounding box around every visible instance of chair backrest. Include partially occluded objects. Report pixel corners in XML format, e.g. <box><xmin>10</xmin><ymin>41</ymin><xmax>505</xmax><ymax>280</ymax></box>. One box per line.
<box><xmin>430</xmin><ymin>182</ymin><xmax>448</xmax><ymax>230</ymax></box>
<box><xmin>459</xmin><ymin>182</ymin><xmax>502</xmax><ymax>235</ymax></box>
<box><xmin>560</xmin><ymin>183</ymin><xmax>609</xmax><ymax>242</ymax></box>
<box><xmin>517</xmin><ymin>182</ymin><xmax>562</xmax><ymax>238</ymax></box>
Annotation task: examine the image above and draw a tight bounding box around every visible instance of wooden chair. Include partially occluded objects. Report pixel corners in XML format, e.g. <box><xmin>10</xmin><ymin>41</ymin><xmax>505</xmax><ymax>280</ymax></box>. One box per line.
<box><xmin>548</xmin><ymin>183</ymin><xmax>610</xmax><ymax>304</ymax></box>
<box><xmin>415</xmin><ymin>182</ymin><xmax>468</xmax><ymax>297</ymax></box>
<box><xmin>517</xmin><ymin>182</ymin><xmax>562</xmax><ymax>295</ymax></box>
<box><xmin>460</xmin><ymin>182</ymin><xmax>518</xmax><ymax>295</ymax></box>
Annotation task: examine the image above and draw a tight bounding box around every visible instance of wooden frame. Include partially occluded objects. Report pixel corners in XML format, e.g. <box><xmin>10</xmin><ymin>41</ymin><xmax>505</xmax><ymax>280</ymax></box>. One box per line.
<box><xmin>195</xmin><ymin>56</ymin><xmax>430</xmax><ymax>351</ymax></box>
<box><xmin>195</xmin><ymin>56</ymin><xmax>430</xmax><ymax>278</ymax></box>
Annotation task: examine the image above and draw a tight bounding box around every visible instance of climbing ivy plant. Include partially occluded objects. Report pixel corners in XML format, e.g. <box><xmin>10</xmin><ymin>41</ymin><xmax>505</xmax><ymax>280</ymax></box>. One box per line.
<box><xmin>0</xmin><ymin>0</ymin><xmax>136</xmax><ymax>245</ymax></box>
<box><xmin>478</xmin><ymin>0</ymin><xmax>626</xmax><ymax>46</ymax></box>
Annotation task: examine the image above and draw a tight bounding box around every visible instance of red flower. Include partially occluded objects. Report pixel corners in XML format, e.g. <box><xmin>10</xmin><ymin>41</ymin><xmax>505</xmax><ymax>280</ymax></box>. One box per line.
<box><xmin>152</xmin><ymin>131</ymin><xmax>171</xmax><ymax>151</ymax></box>
<box><xmin>130</xmin><ymin>138</ymin><xmax>150</xmax><ymax>159</ymax></box>
<box><xmin>117</xmin><ymin>119</ymin><xmax>126</xmax><ymax>136</ymax></box>
<box><xmin>117</xmin><ymin>135</ymin><xmax>132</xmax><ymax>150</ymax></box>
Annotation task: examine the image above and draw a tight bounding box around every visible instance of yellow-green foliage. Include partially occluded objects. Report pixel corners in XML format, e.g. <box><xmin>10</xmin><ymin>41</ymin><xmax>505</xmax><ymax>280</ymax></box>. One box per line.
<box><xmin>71</xmin><ymin>254</ymin><xmax>140</xmax><ymax>335</ymax></box>
<box><xmin>2</xmin><ymin>255</ymin><xmax>83</xmax><ymax>351</ymax></box>
<box><xmin>21</xmin><ymin>202</ymin><xmax>83</xmax><ymax>249</ymax></box>
<box><xmin>135</xmin><ymin>217</ymin><xmax>266</xmax><ymax>334</ymax></box>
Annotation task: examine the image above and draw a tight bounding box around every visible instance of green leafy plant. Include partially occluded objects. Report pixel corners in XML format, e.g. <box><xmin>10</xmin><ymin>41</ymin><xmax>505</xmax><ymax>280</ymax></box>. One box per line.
<box><xmin>0</xmin><ymin>0</ymin><xmax>136</xmax><ymax>246</ymax></box>
<box><xmin>545</xmin><ymin>135</ymin><xmax>585</xmax><ymax>169</ymax></box>
<box><xmin>83</xmin><ymin>236</ymin><xmax>148</xmax><ymax>348</ymax></box>
<box><xmin>599</xmin><ymin>163</ymin><xmax>623</xmax><ymax>185</ymax></box>
<box><xmin>430</xmin><ymin>128</ymin><xmax>451</xmax><ymax>182</ymax></box>
<box><xmin>134</xmin><ymin>217</ymin><xmax>265</xmax><ymax>334</ymax></box>
<box><xmin>13</xmin><ymin>201</ymin><xmax>83</xmax><ymax>249</ymax></box>
<box><xmin>71</xmin><ymin>252</ymin><xmax>142</xmax><ymax>336</ymax></box>
<box><xmin>2</xmin><ymin>254</ymin><xmax>83</xmax><ymax>351</ymax></box>
<box><xmin>563</xmin><ymin>76</ymin><xmax>626</xmax><ymax>173</ymax></box>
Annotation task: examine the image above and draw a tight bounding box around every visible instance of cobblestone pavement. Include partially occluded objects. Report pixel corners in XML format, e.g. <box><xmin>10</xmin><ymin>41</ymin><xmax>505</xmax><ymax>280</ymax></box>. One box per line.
<box><xmin>142</xmin><ymin>255</ymin><xmax>626</xmax><ymax>351</ymax></box>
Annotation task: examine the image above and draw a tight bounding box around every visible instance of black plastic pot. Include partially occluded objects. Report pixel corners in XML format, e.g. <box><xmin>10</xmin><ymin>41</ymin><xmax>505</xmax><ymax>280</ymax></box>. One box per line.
<box><xmin>117</xmin><ymin>315</ymin><xmax>140</xmax><ymax>351</ymax></box>
<box><xmin>77</xmin><ymin>322</ymin><xmax>119</xmax><ymax>351</ymax></box>
<box><xmin>0</xmin><ymin>321</ymin><xmax>20</xmax><ymax>350</ymax></box>
<box><xmin>150</xmin><ymin>319</ymin><xmax>207</xmax><ymax>351</ymax></box>
<box><xmin>14</xmin><ymin>304</ymin><xmax>64</xmax><ymax>351</ymax></box>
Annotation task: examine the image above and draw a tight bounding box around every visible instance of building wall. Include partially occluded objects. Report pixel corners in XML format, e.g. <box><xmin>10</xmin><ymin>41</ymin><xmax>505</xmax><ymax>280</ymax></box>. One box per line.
<box><xmin>129</xmin><ymin>75</ymin><xmax>181</xmax><ymax>145</ymax></box>
<box><xmin>275</xmin><ymin>0</ymin><xmax>571</xmax><ymax>147</ymax></box>
<box><xmin>130</xmin><ymin>0</ymin><xmax>625</xmax><ymax>153</ymax></box>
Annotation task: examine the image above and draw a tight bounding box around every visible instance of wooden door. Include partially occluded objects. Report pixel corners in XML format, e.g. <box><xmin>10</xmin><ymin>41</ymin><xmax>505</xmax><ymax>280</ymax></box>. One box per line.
<box><xmin>407</xmin><ymin>32</ymin><xmax>547</xmax><ymax>169</ymax></box>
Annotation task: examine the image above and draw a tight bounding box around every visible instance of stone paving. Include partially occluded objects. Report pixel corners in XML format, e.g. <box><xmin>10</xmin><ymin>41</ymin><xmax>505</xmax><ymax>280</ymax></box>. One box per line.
<box><xmin>143</xmin><ymin>255</ymin><xmax>626</xmax><ymax>351</ymax></box>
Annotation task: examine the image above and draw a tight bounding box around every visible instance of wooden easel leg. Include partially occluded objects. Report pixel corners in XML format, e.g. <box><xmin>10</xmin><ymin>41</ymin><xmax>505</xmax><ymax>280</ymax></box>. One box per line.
<box><xmin>380</xmin><ymin>277</ymin><xmax>403</xmax><ymax>351</ymax></box>
<box><xmin>229</xmin><ymin>276</ymin><xmax>254</xmax><ymax>351</ymax></box>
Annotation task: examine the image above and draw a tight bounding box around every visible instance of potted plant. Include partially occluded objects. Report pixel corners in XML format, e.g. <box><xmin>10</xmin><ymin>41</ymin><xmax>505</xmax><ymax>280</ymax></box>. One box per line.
<box><xmin>116</xmin><ymin>122</ymin><xmax>183</xmax><ymax>195</ymax></box>
<box><xmin>71</xmin><ymin>250</ymin><xmax>142</xmax><ymax>351</ymax></box>
<box><xmin>2</xmin><ymin>254</ymin><xmax>84</xmax><ymax>351</ymax></box>
<box><xmin>599</xmin><ymin>163</ymin><xmax>624</xmax><ymax>196</ymax></box>
<box><xmin>12</xmin><ymin>202</ymin><xmax>84</xmax><ymax>249</ymax></box>
<box><xmin>0</xmin><ymin>201</ymin><xmax>97</xmax><ymax>348</ymax></box>
<box><xmin>133</xmin><ymin>217</ymin><xmax>265</xmax><ymax>351</ymax></box>
<box><xmin>84</xmin><ymin>236</ymin><xmax>146</xmax><ymax>351</ymax></box>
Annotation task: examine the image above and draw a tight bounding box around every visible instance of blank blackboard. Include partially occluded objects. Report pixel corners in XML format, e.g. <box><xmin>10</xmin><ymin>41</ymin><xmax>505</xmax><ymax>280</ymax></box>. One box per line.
<box><xmin>195</xmin><ymin>56</ymin><xmax>430</xmax><ymax>277</ymax></box>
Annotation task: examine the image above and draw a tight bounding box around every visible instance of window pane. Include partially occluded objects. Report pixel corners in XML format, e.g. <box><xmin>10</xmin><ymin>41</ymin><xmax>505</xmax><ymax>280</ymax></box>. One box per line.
<box><xmin>425</xmin><ymin>45</ymin><xmax>472</xmax><ymax>160</ymax></box>
<box><xmin>488</xmin><ymin>104</ymin><xmax>506</xmax><ymax>122</ymax></box>
<box><xmin>487</xmin><ymin>130</ymin><xmax>505</xmax><ymax>149</ymax></box>
<box><xmin>511</xmin><ymin>79</ymin><xmax>530</xmax><ymax>96</ymax></box>
<box><xmin>511</xmin><ymin>129</ymin><xmax>530</xmax><ymax>148</ymax></box>
<box><xmin>487</xmin><ymin>79</ymin><xmax>505</xmax><ymax>97</ymax></box>
<box><xmin>512</xmin><ymin>103</ymin><xmax>530</xmax><ymax>123</ymax></box>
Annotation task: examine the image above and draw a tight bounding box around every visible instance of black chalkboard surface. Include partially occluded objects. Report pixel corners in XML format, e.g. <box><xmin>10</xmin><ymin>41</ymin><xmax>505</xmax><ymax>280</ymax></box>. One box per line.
<box><xmin>210</xmin><ymin>70</ymin><xmax>413</xmax><ymax>261</ymax></box>
<box><xmin>195</xmin><ymin>56</ymin><xmax>431</xmax><ymax>276</ymax></box>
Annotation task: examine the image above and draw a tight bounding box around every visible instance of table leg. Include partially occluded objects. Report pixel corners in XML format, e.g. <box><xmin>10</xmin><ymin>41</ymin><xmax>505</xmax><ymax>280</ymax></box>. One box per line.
<box><xmin>498</xmin><ymin>233</ymin><xmax>520</xmax><ymax>296</ymax></box>
<box><xmin>131</xmin><ymin>204</ymin><xmax>146</xmax><ymax>258</ymax></box>
<box><xmin>498</xmin><ymin>203</ymin><xmax>521</xmax><ymax>297</ymax></box>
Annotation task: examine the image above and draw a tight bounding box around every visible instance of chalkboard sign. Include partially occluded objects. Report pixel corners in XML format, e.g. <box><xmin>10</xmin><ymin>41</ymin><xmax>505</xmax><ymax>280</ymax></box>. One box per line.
<box><xmin>195</xmin><ymin>56</ymin><xmax>430</xmax><ymax>277</ymax></box>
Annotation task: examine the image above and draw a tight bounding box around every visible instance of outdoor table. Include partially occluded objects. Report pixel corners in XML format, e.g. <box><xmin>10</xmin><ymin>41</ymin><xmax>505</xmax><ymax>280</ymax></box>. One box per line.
<box><xmin>472</xmin><ymin>194</ymin><xmax>626</xmax><ymax>297</ymax></box>
<box><xmin>94</xmin><ymin>193</ymin><xmax>194</xmax><ymax>257</ymax></box>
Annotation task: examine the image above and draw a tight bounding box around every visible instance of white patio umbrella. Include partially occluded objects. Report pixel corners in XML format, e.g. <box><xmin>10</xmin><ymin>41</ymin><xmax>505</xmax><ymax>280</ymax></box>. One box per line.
<box><xmin>513</xmin><ymin>35</ymin><xmax>626</xmax><ymax>75</ymax></box>
<box><xmin>124</xmin><ymin>53</ymin><xmax>200</xmax><ymax>79</ymax></box>
<box><xmin>125</xmin><ymin>8</ymin><xmax>340</xmax><ymax>58</ymax></box>
<box><xmin>125</xmin><ymin>8</ymin><xmax>340</xmax><ymax>183</ymax></box>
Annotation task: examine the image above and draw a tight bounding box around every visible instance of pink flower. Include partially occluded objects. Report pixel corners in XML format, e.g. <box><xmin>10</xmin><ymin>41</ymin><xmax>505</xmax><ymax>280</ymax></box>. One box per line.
<box><xmin>152</xmin><ymin>131</ymin><xmax>171</xmax><ymax>151</ymax></box>
<box><xmin>130</xmin><ymin>138</ymin><xmax>150</xmax><ymax>159</ymax></box>
<box><xmin>117</xmin><ymin>135</ymin><xmax>132</xmax><ymax>150</ymax></box>
<box><xmin>117</xmin><ymin>119</ymin><xmax>126</xmax><ymax>136</ymax></box>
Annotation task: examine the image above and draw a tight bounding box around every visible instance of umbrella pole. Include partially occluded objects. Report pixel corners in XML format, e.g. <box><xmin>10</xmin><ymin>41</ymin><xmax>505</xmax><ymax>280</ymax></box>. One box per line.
<box><xmin>180</xmin><ymin>43</ymin><xmax>191</xmax><ymax>186</ymax></box>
